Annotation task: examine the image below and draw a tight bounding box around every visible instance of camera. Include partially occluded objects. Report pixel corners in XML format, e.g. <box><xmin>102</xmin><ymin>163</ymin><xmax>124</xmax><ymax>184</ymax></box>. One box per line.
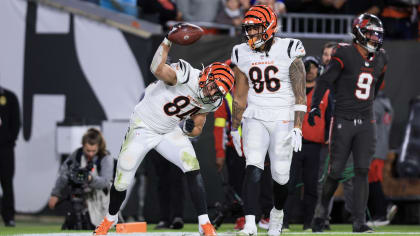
<box><xmin>61</xmin><ymin>161</ymin><xmax>95</xmax><ymax>230</ymax></box>
<box><xmin>210</xmin><ymin>175</ymin><xmax>243</xmax><ymax>229</ymax></box>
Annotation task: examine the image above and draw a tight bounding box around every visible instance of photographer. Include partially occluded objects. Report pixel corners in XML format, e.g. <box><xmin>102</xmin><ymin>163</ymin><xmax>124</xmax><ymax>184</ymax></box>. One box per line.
<box><xmin>48</xmin><ymin>128</ymin><xmax>114</xmax><ymax>229</ymax></box>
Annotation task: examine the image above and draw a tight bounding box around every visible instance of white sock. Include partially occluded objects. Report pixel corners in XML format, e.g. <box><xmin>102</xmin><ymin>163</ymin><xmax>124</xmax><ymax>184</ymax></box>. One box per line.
<box><xmin>245</xmin><ymin>215</ymin><xmax>256</xmax><ymax>225</ymax></box>
<box><xmin>106</xmin><ymin>213</ymin><xmax>118</xmax><ymax>222</ymax></box>
<box><xmin>198</xmin><ymin>214</ymin><xmax>210</xmax><ymax>225</ymax></box>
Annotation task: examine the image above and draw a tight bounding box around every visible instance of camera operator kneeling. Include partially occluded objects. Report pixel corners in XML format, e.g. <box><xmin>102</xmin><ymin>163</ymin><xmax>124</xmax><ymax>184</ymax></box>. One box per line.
<box><xmin>48</xmin><ymin>128</ymin><xmax>114</xmax><ymax>230</ymax></box>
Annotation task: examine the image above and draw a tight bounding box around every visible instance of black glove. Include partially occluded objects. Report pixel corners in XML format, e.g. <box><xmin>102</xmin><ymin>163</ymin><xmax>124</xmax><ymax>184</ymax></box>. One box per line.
<box><xmin>183</xmin><ymin>119</ymin><xmax>195</xmax><ymax>133</ymax></box>
<box><xmin>308</xmin><ymin>106</ymin><xmax>321</xmax><ymax>126</ymax></box>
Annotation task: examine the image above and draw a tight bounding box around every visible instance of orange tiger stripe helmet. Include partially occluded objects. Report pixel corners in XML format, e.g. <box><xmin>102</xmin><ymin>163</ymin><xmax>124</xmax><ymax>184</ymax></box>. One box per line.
<box><xmin>198</xmin><ymin>62</ymin><xmax>234</xmax><ymax>104</ymax></box>
<box><xmin>242</xmin><ymin>5</ymin><xmax>278</xmax><ymax>50</ymax></box>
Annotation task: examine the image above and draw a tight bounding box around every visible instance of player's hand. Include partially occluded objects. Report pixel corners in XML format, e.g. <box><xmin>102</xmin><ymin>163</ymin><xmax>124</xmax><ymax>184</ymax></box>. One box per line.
<box><xmin>284</xmin><ymin>128</ymin><xmax>303</xmax><ymax>152</ymax></box>
<box><xmin>308</xmin><ymin>106</ymin><xmax>321</xmax><ymax>126</ymax></box>
<box><xmin>215</xmin><ymin>157</ymin><xmax>225</xmax><ymax>172</ymax></box>
<box><xmin>48</xmin><ymin>196</ymin><xmax>59</xmax><ymax>209</ymax></box>
<box><xmin>231</xmin><ymin>129</ymin><xmax>243</xmax><ymax>157</ymax></box>
<box><xmin>166</xmin><ymin>22</ymin><xmax>184</xmax><ymax>39</ymax></box>
<box><xmin>182</xmin><ymin>119</ymin><xmax>195</xmax><ymax>134</ymax></box>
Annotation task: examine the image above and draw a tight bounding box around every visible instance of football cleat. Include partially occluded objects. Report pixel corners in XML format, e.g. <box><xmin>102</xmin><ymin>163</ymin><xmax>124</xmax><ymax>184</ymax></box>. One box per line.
<box><xmin>258</xmin><ymin>217</ymin><xmax>269</xmax><ymax>230</ymax></box>
<box><xmin>237</xmin><ymin>222</ymin><xmax>258</xmax><ymax>235</ymax></box>
<box><xmin>199</xmin><ymin>222</ymin><xmax>217</xmax><ymax>236</ymax></box>
<box><xmin>234</xmin><ymin>217</ymin><xmax>245</xmax><ymax>230</ymax></box>
<box><xmin>93</xmin><ymin>217</ymin><xmax>116</xmax><ymax>235</ymax></box>
<box><xmin>267</xmin><ymin>208</ymin><xmax>283</xmax><ymax>236</ymax></box>
<box><xmin>311</xmin><ymin>217</ymin><xmax>325</xmax><ymax>232</ymax></box>
<box><xmin>353</xmin><ymin>224</ymin><xmax>374</xmax><ymax>233</ymax></box>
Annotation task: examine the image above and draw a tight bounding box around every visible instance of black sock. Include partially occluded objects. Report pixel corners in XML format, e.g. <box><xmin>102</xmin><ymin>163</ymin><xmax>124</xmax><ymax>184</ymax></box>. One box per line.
<box><xmin>242</xmin><ymin>165</ymin><xmax>263</xmax><ymax>215</ymax></box>
<box><xmin>273</xmin><ymin>181</ymin><xmax>288</xmax><ymax>210</ymax></box>
<box><xmin>109</xmin><ymin>185</ymin><xmax>127</xmax><ymax>215</ymax></box>
<box><xmin>185</xmin><ymin>170</ymin><xmax>207</xmax><ymax>216</ymax></box>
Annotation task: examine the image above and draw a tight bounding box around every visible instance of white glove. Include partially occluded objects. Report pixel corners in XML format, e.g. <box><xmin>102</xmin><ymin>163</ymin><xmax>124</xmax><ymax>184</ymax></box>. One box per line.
<box><xmin>284</xmin><ymin>128</ymin><xmax>303</xmax><ymax>152</ymax></box>
<box><xmin>231</xmin><ymin>129</ymin><xmax>243</xmax><ymax>157</ymax></box>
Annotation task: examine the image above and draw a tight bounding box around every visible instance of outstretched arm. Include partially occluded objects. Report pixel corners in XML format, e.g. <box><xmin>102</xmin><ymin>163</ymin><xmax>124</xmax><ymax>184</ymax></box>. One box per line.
<box><xmin>150</xmin><ymin>38</ymin><xmax>177</xmax><ymax>85</ymax></box>
<box><xmin>232</xmin><ymin>67</ymin><xmax>249</xmax><ymax>130</ymax></box>
<box><xmin>289</xmin><ymin>58</ymin><xmax>307</xmax><ymax>129</ymax></box>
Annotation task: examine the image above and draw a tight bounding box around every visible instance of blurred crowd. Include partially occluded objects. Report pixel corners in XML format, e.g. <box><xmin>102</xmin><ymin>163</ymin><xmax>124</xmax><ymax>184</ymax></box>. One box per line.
<box><xmin>83</xmin><ymin>0</ymin><xmax>420</xmax><ymax>40</ymax></box>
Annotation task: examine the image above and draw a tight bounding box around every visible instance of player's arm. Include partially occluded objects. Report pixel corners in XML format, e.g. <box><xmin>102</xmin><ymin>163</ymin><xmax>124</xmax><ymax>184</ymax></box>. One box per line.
<box><xmin>289</xmin><ymin>58</ymin><xmax>307</xmax><ymax>129</ymax></box>
<box><xmin>311</xmin><ymin>58</ymin><xmax>342</xmax><ymax>108</ymax></box>
<box><xmin>150</xmin><ymin>38</ymin><xmax>177</xmax><ymax>85</ymax></box>
<box><xmin>185</xmin><ymin>113</ymin><xmax>207</xmax><ymax>137</ymax></box>
<box><xmin>232</xmin><ymin>67</ymin><xmax>249</xmax><ymax>129</ymax></box>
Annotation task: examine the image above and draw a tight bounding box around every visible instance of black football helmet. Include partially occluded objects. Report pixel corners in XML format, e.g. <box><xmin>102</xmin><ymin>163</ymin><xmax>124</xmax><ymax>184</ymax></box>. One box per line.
<box><xmin>352</xmin><ymin>13</ymin><xmax>384</xmax><ymax>53</ymax></box>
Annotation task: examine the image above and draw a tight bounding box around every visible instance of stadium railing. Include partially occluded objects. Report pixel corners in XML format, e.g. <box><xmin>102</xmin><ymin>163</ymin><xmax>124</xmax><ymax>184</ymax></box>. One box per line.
<box><xmin>167</xmin><ymin>13</ymin><xmax>355</xmax><ymax>40</ymax></box>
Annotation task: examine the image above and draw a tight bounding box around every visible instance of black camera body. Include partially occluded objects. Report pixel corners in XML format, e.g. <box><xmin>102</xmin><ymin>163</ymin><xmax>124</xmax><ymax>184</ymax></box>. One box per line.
<box><xmin>211</xmin><ymin>175</ymin><xmax>244</xmax><ymax>229</ymax></box>
<box><xmin>61</xmin><ymin>161</ymin><xmax>94</xmax><ymax>230</ymax></box>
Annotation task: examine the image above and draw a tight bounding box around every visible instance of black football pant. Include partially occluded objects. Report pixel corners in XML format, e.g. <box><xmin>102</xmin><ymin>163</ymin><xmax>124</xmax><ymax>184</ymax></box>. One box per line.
<box><xmin>0</xmin><ymin>147</ymin><xmax>15</xmax><ymax>223</ymax></box>
<box><xmin>151</xmin><ymin>150</ymin><xmax>184</xmax><ymax>222</ymax></box>
<box><xmin>314</xmin><ymin>117</ymin><xmax>375</xmax><ymax>226</ymax></box>
<box><xmin>284</xmin><ymin>142</ymin><xmax>321</xmax><ymax>228</ymax></box>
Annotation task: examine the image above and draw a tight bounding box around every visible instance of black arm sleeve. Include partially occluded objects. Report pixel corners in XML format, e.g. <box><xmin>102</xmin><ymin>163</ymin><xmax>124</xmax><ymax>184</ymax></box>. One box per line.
<box><xmin>311</xmin><ymin>59</ymin><xmax>342</xmax><ymax>108</ymax></box>
<box><xmin>374</xmin><ymin>71</ymin><xmax>385</xmax><ymax>98</ymax></box>
<box><xmin>324</xmin><ymin>93</ymin><xmax>334</xmax><ymax>141</ymax></box>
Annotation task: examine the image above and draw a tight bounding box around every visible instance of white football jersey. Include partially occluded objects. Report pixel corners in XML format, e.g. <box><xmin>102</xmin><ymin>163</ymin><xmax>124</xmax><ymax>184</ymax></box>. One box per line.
<box><xmin>134</xmin><ymin>59</ymin><xmax>222</xmax><ymax>133</ymax></box>
<box><xmin>231</xmin><ymin>37</ymin><xmax>306</xmax><ymax>121</ymax></box>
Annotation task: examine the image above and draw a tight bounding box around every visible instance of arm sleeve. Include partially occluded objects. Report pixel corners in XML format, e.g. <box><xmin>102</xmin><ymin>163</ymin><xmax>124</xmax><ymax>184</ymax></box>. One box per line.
<box><xmin>374</xmin><ymin>51</ymin><xmax>388</xmax><ymax>98</ymax></box>
<box><xmin>213</xmin><ymin>101</ymin><xmax>228</xmax><ymax>159</ymax></box>
<box><xmin>289</xmin><ymin>39</ymin><xmax>306</xmax><ymax>60</ymax></box>
<box><xmin>312</xmin><ymin>57</ymin><xmax>342</xmax><ymax>108</ymax></box>
<box><xmin>324</xmin><ymin>91</ymin><xmax>333</xmax><ymax>141</ymax></box>
<box><xmin>9</xmin><ymin>92</ymin><xmax>21</xmax><ymax>142</ymax></box>
<box><xmin>172</xmin><ymin>59</ymin><xmax>193</xmax><ymax>85</ymax></box>
<box><xmin>89</xmin><ymin>155</ymin><xmax>114</xmax><ymax>189</ymax></box>
<box><xmin>51</xmin><ymin>155</ymin><xmax>73</xmax><ymax>198</ymax></box>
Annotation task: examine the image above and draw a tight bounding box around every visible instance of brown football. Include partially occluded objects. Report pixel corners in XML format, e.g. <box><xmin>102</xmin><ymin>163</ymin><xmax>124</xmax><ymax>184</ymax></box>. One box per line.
<box><xmin>168</xmin><ymin>23</ymin><xmax>204</xmax><ymax>45</ymax></box>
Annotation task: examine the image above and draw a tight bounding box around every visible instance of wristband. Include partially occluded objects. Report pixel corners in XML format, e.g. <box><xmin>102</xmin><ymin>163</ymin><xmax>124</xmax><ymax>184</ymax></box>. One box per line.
<box><xmin>294</xmin><ymin>104</ymin><xmax>307</xmax><ymax>112</ymax></box>
<box><xmin>163</xmin><ymin>38</ymin><xmax>172</xmax><ymax>47</ymax></box>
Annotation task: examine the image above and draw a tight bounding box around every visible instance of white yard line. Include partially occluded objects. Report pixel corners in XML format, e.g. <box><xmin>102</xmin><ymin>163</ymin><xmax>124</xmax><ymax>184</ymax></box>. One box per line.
<box><xmin>18</xmin><ymin>232</ymin><xmax>420</xmax><ymax>236</ymax></box>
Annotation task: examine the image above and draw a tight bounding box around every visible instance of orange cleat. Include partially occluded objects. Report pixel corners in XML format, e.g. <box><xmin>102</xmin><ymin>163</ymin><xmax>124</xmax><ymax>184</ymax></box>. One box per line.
<box><xmin>200</xmin><ymin>222</ymin><xmax>217</xmax><ymax>236</ymax></box>
<box><xmin>93</xmin><ymin>217</ymin><xmax>115</xmax><ymax>235</ymax></box>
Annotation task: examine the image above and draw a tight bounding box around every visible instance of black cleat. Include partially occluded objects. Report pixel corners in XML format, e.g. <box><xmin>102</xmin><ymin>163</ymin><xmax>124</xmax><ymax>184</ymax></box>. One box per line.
<box><xmin>170</xmin><ymin>217</ymin><xmax>184</xmax><ymax>229</ymax></box>
<box><xmin>312</xmin><ymin>217</ymin><xmax>325</xmax><ymax>232</ymax></box>
<box><xmin>154</xmin><ymin>220</ymin><xmax>170</xmax><ymax>229</ymax></box>
<box><xmin>353</xmin><ymin>224</ymin><xmax>374</xmax><ymax>233</ymax></box>
<box><xmin>5</xmin><ymin>220</ymin><xmax>15</xmax><ymax>227</ymax></box>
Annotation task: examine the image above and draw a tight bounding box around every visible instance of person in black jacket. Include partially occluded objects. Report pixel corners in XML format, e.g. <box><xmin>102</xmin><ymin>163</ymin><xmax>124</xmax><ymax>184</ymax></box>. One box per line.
<box><xmin>0</xmin><ymin>86</ymin><xmax>21</xmax><ymax>227</ymax></box>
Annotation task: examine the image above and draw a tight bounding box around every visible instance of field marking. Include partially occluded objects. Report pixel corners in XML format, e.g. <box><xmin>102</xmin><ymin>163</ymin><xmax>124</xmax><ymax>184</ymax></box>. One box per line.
<box><xmin>19</xmin><ymin>232</ymin><xmax>420</xmax><ymax>236</ymax></box>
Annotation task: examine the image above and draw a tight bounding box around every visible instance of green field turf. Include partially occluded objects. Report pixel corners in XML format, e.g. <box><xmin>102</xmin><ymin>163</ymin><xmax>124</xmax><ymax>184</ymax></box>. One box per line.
<box><xmin>1</xmin><ymin>217</ymin><xmax>420</xmax><ymax>235</ymax></box>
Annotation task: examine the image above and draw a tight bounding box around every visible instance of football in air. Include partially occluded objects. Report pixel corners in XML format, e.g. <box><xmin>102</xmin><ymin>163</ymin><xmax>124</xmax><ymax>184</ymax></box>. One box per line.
<box><xmin>167</xmin><ymin>23</ymin><xmax>204</xmax><ymax>45</ymax></box>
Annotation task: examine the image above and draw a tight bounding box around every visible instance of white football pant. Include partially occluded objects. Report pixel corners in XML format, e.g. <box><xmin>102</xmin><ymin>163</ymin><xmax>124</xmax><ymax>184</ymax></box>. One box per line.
<box><xmin>242</xmin><ymin>117</ymin><xmax>293</xmax><ymax>185</ymax></box>
<box><xmin>114</xmin><ymin>116</ymin><xmax>199</xmax><ymax>191</ymax></box>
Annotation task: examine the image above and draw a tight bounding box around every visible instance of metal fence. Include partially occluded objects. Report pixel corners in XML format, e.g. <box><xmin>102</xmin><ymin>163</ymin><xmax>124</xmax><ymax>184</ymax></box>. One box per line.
<box><xmin>168</xmin><ymin>13</ymin><xmax>356</xmax><ymax>40</ymax></box>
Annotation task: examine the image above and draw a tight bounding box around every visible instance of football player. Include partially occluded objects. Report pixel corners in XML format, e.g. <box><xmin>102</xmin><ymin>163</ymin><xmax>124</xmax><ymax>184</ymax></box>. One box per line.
<box><xmin>309</xmin><ymin>13</ymin><xmax>388</xmax><ymax>233</ymax></box>
<box><xmin>231</xmin><ymin>5</ymin><xmax>307</xmax><ymax>236</ymax></box>
<box><xmin>93</xmin><ymin>25</ymin><xmax>234</xmax><ymax>236</ymax></box>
